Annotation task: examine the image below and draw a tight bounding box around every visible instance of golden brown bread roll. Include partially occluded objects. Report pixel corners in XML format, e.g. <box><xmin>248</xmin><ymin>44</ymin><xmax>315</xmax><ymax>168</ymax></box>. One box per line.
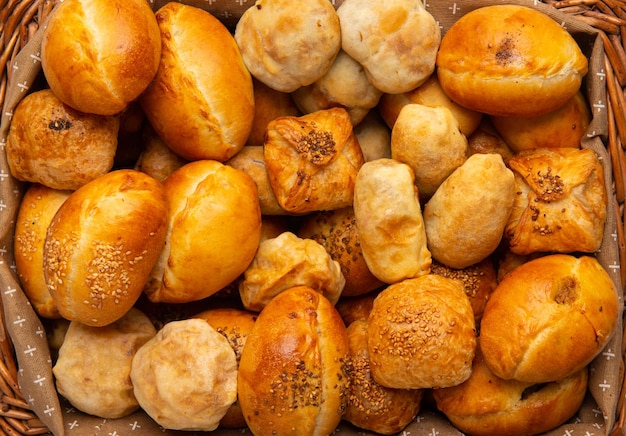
<box><xmin>53</xmin><ymin>308</ymin><xmax>156</xmax><ymax>419</ymax></box>
<box><xmin>367</xmin><ymin>275</ymin><xmax>477</xmax><ymax>389</ymax></box>
<box><xmin>479</xmin><ymin>254</ymin><xmax>619</xmax><ymax>383</ymax></box>
<box><xmin>131</xmin><ymin>318</ymin><xmax>238</xmax><ymax>430</ymax></box>
<box><xmin>344</xmin><ymin>319</ymin><xmax>424</xmax><ymax>435</ymax></box>
<box><xmin>264</xmin><ymin>107</ymin><xmax>365</xmax><ymax>214</ymax></box>
<box><xmin>353</xmin><ymin>110</ymin><xmax>392</xmax><ymax>162</ymax></box>
<box><xmin>41</xmin><ymin>0</ymin><xmax>161</xmax><ymax>115</ymax></box>
<box><xmin>297</xmin><ymin>207</ymin><xmax>384</xmax><ymax>297</ymax></box>
<box><xmin>14</xmin><ymin>184</ymin><xmax>71</xmax><ymax>318</ymax></box>
<box><xmin>423</xmin><ymin>153</ymin><xmax>515</xmax><ymax>269</ymax></box>
<box><xmin>140</xmin><ymin>2</ymin><xmax>254</xmax><ymax>161</ymax></box>
<box><xmin>6</xmin><ymin>89</ymin><xmax>119</xmax><ymax>190</ymax></box>
<box><xmin>238</xmin><ymin>286</ymin><xmax>349</xmax><ymax>435</ymax></box>
<box><xmin>433</xmin><ymin>347</ymin><xmax>588</xmax><ymax>436</ymax></box>
<box><xmin>467</xmin><ymin>118</ymin><xmax>514</xmax><ymax>163</ymax></box>
<box><xmin>146</xmin><ymin>160</ymin><xmax>261</xmax><ymax>303</ymax></box>
<box><xmin>353</xmin><ymin>158</ymin><xmax>431</xmax><ymax>283</ymax></box>
<box><xmin>436</xmin><ymin>5</ymin><xmax>588</xmax><ymax>117</ymax></box>
<box><xmin>234</xmin><ymin>0</ymin><xmax>341</xmax><ymax>93</ymax></box>
<box><xmin>134</xmin><ymin>127</ymin><xmax>188</xmax><ymax>183</ymax></box>
<box><xmin>334</xmin><ymin>291</ymin><xmax>379</xmax><ymax>327</ymax></box>
<box><xmin>44</xmin><ymin>170</ymin><xmax>168</xmax><ymax>326</ymax></box>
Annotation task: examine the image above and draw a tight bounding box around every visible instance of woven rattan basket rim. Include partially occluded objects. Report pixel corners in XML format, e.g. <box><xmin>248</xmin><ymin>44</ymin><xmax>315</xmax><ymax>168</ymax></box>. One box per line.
<box><xmin>1</xmin><ymin>0</ymin><xmax>626</xmax><ymax>435</ymax></box>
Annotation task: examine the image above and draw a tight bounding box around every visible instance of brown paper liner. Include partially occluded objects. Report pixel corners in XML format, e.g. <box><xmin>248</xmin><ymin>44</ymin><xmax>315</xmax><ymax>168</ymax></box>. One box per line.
<box><xmin>0</xmin><ymin>0</ymin><xmax>621</xmax><ymax>435</ymax></box>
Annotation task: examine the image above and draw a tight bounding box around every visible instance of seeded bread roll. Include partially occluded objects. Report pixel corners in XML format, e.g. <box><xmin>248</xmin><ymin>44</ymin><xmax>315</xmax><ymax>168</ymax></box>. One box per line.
<box><xmin>44</xmin><ymin>170</ymin><xmax>168</xmax><ymax>326</ymax></box>
<box><xmin>238</xmin><ymin>286</ymin><xmax>349</xmax><ymax>435</ymax></box>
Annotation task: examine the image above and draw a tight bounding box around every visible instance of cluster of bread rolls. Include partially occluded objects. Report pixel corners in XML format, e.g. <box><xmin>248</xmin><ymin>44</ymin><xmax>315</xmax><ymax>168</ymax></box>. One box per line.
<box><xmin>7</xmin><ymin>0</ymin><xmax>619</xmax><ymax>434</ymax></box>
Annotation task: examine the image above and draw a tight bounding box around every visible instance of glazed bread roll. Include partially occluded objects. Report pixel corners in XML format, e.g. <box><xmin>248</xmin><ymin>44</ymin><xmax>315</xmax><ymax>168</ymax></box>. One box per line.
<box><xmin>146</xmin><ymin>160</ymin><xmax>262</xmax><ymax>303</ymax></box>
<box><xmin>480</xmin><ymin>254</ymin><xmax>619</xmax><ymax>383</ymax></box>
<box><xmin>353</xmin><ymin>158</ymin><xmax>431</xmax><ymax>283</ymax></box>
<box><xmin>44</xmin><ymin>170</ymin><xmax>168</xmax><ymax>326</ymax></box>
<box><xmin>41</xmin><ymin>0</ymin><xmax>160</xmax><ymax>115</ymax></box>
<box><xmin>238</xmin><ymin>286</ymin><xmax>349</xmax><ymax>436</ymax></box>
<box><xmin>238</xmin><ymin>231</ymin><xmax>345</xmax><ymax>312</ymax></box>
<box><xmin>491</xmin><ymin>92</ymin><xmax>591</xmax><ymax>152</ymax></box>
<box><xmin>423</xmin><ymin>153</ymin><xmax>515</xmax><ymax>269</ymax></box>
<box><xmin>140</xmin><ymin>2</ymin><xmax>254</xmax><ymax>161</ymax></box>
<box><xmin>391</xmin><ymin>103</ymin><xmax>469</xmax><ymax>199</ymax></box>
<box><xmin>14</xmin><ymin>184</ymin><xmax>71</xmax><ymax>319</ymax></box>
<box><xmin>6</xmin><ymin>89</ymin><xmax>119</xmax><ymax>190</ymax></box>
<box><xmin>264</xmin><ymin>108</ymin><xmax>365</xmax><ymax>214</ymax></box>
<box><xmin>344</xmin><ymin>320</ymin><xmax>424</xmax><ymax>435</ymax></box>
<box><xmin>338</xmin><ymin>0</ymin><xmax>441</xmax><ymax>94</ymax></box>
<box><xmin>297</xmin><ymin>207</ymin><xmax>383</xmax><ymax>297</ymax></box>
<box><xmin>436</xmin><ymin>5</ymin><xmax>588</xmax><ymax>117</ymax></box>
<box><xmin>433</xmin><ymin>348</ymin><xmax>588</xmax><ymax>436</ymax></box>
<box><xmin>131</xmin><ymin>318</ymin><xmax>238</xmax><ymax>431</ymax></box>
<box><xmin>367</xmin><ymin>275</ymin><xmax>476</xmax><ymax>389</ymax></box>
<box><xmin>504</xmin><ymin>147</ymin><xmax>607</xmax><ymax>255</ymax></box>
<box><xmin>234</xmin><ymin>0</ymin><xmax>341</xmax><ymax>93</ymax></box>
<box><xmin>53</xmin><ymin>308</ymin><xmax>156</xmax><ymax>418</ymax></box>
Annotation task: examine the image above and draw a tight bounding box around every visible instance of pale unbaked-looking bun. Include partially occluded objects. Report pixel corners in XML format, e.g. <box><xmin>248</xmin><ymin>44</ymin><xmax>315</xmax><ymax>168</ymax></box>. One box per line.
<box><xmin>238</xmin><ymin>286</ymin><xmax>349</xmax><ymax>436</ymax></box>
<box><xmin>53</xmin><ymin>308</ymin><xmax>157</xmax><ymax>419</ymax></box>
<box><xmin>41</xmin><ymin>0</ymin><xmax>161</xmax><ymax>115</ymax></box>
<box><xmin>131</xmin><ymin>318</ymin><xmax>238</xmax><ymax>431</ymax></box>
<box><xmin>145</xmin><ymin>160</ymin><xmax>261</xmax><ymax>303</ymax></box>
<box><xmin>367</xmin><ymin>275</ymin><xmax>476</xmax><ymax>389</ymax></box>
<box><xmin>436</xmin><ymin>5</ymin><xmax>588</xmax><ymax>117</ymax></box>
<box><xmin>140</xmin><ymin>2</ymin><xmax>254</xmax><ymax>161</ymax></box>
<box><xmin>6</xmin><ymin>89</ymin><xmax>119</xmax><ymax>191</ymax></box>
<box><xmin>234</xmin><ymin>0</ymin><xmax>341</xmax><ymax>93</ymax></box>
<box><xmin>44</xmin><ymin>170</ymin><xmax>168</xmax><ymax>327</ymax></box>
<box><xmin>480</xmin><ymin>254</ymin><xmax>619</xmax><ymax>383</ymax></box>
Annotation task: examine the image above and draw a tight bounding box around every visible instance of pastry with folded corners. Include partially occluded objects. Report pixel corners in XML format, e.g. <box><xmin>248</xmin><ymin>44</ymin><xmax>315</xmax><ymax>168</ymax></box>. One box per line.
<box><xmin>291</xmin><ymin>50</ymin><xmax>383</xmax><ymax>126</ymax></box>
<box><xmin>234</xmin><ymin>0</ymin><xmax>341</xmax><ymax>93</ymax></box>
<box><xmin>391</xmin><ymin>103</ymin><xmax>469</xmax><ymax>199</ymax></box>
<box><xmin>194</xmin><ymin>308</ymin><xmax>258</xmax><ymax>429</ymax></box>
<box><xmin>237</xmin><ymin>286</ymin><xmax>349</xmax><ymax>436</ymax></box>
<box><xmin>298</xmin><ymin>207</ymin><xmax>384</xmax><ymax>297</ymax></box>
<box><xmin>53</xmin><ymin>308</ymin><xmax>157</xmax><ymax>418</ymax></box>
<box><xmin>6</xmin><ymin>89</ymin><xmax>119</xmax><ymax>191</ymax></box>
<box><xmin>367</xmin><ymin>275</ymin><xmax>476</xmax><ymax>389</ymax></box>
<box><xmin>44</xmin><ymin>170</ymin><xmax>168</xmax><ymax>327</ymax></box>
<box><xmin>353</xmin><ymin>158</ymin><xmax>431</xmax><ymax>283</ymax></box>
<box><xmin>436</xmin><ymin>5</ymin><xmax>588</xmax><ymax>117</ymax></box>
<box><xmin>353</xmin><ymin>110</ymin><xmax>391</xmax><ymax>162</ymax></box>
<box><xmin>505</xmin><ymin>147</ymin><xmax>606</xmax><ymax>255</ymax></box>
<box><xmin>14</xmin><ymin>184</ymin><xmax>71</xmax><ymax>319</ymax></box>
<box><xmin>423</xmin><ymin>153</ymin><xmax>515</xmax><ymax>269</ymax></box>
<box><xmin>479</xmin><ymin>254</ymin><xmax>619</xmax><ymax>383</ymax></box>
<box><xmin>491</xmin><ymin>92</ymin><xmax>590</xmax><ymax>152</ymax></box>
<box><xmin>378</xmin><ymin>74</ymin><xmax>483</xmax><ymax>137</ymax></box>
<box><xmin>145</xmin><ymin>160</ymin><xmax>262</xmax><ymax>303</ymax></box>
<box><xmin>264</xmin><ymin>107</ymin><xmax>365</xmax><ymax>213</ymax></box>
<box><xmin>239</xmin><ymin>231</ymin><xmax>345</xmax><ymax>312</ymax></box>
<box><xmin>432</xmin><ymin>347</ymin><xmax>588</xmax><ymax>436</ymax></box>
<box><xmin>131</xmin><ymin>318</ymin><xmax>238</xmax><ymax>430</ymax></box>
<box><xmin>140</xmin><ymin>2</ymin><xmax>254</xmax><ymax>161</ymax></box>
<box><xmin>338</xmin><ymin>0</ymin><xmax>440</xmax><ymax>94</ymax></box>
<box><xmin>134</xmin><ymin>127</ymin><xmax>188</xmax><ymax>183</ymax></box>
<box><xmin>344</xmin><ymin>320</ymin><xmax>424</xmax><ymax>435</ymax></box>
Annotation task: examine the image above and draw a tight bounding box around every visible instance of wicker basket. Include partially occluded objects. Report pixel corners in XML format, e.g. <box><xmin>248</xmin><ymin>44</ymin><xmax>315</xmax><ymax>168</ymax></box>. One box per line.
<box><xmin>1</xmin><ymin>0</ymin><xmax>625</xmax><ymax>435</ymax></box>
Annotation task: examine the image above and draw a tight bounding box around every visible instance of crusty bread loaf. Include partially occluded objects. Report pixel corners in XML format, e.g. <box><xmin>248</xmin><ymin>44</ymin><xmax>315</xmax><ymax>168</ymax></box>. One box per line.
<box><xmin>44</xmin><ymin>170</ymin><xmax>168</xmax><ymax>326</ymax></box>
<box><xmin>436</xmin><ymin>5</ymin><xmax>588</xmax><ymax>117</ymax></box>
<box><xmin>237</xmin><ymin>286</ymin><xmax>349</xmax><ymax>435</ymax></box>
<box><xmin>41</xmin><ymin>0</ymin><xmax>161</xmax><ymax>115</ymax></box>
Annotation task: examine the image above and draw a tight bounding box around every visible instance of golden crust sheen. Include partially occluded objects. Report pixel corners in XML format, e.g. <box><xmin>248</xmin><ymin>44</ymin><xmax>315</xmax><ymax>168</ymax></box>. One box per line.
<box><xmin>436</xmin><ymin>5</ymin><xmax>588</xmax><ymax>117</ymax></box>
<box><xmin>41</xmin><ymin>0</ymin><xmax>161</xmax><ymax>115</ymax></box>
<box><xmin>238</xmin><ymin>286</ymin><xmax>349</xmax><ymax>436</ymax></box>
<box><xmin>479</xmin><ymin>254</ymin><xmax>619</xmax><ymax>383</ymax></box>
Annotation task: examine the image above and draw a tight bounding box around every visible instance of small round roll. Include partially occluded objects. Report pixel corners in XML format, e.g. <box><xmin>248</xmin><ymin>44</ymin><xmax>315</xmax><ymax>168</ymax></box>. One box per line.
<box><xmin>480</xmin><ymin>254</ymin><xmax>619</xmax><ymax>383</ymax></box>
<box><xmin>238</xmin><ymin>286</ymin><xmax>349</xmax><ymax>436</ymax></box>
<box><xmin>44</xmin><ymin>170</ymin><xmax>168</xmax><ymax>327</ymax></box>
<box><xmin>436</xmin><ymin>5</ymin><xmax>588</xmax><ymax>117</ymax></box>
<box><xmin>41</xmin><ymin>0</ymin><xmax>161</xmax><ymax>115</ymax></box>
